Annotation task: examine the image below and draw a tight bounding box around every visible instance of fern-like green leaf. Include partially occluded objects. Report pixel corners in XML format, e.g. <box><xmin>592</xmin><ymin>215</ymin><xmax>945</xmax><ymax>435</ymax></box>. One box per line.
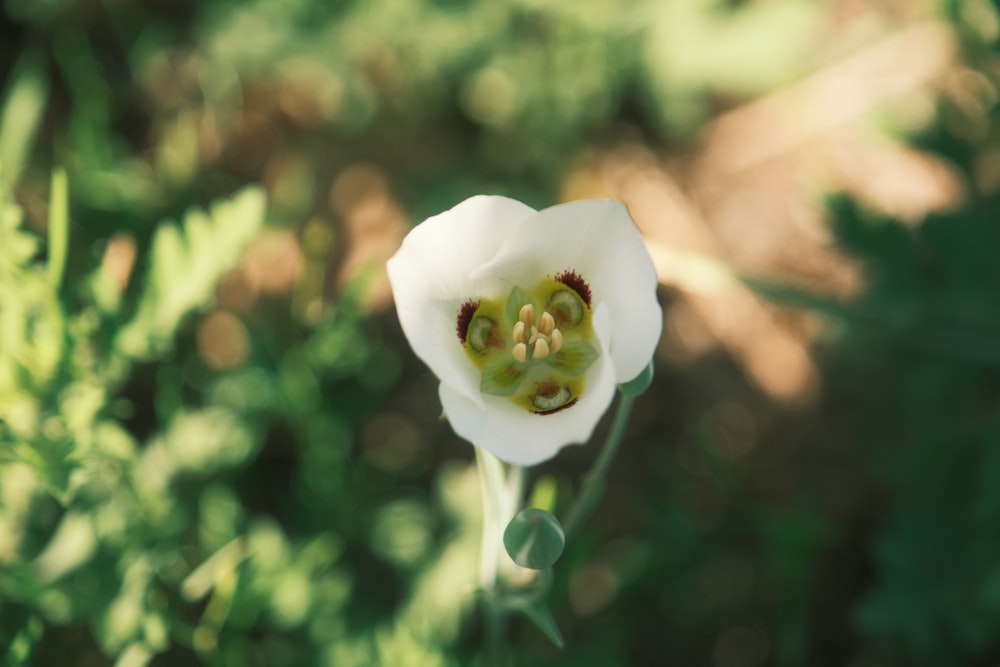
<box><xmin>115</xmin><ymin>186</ymin><xmax>266</xmax><ymax>360</ymax></box>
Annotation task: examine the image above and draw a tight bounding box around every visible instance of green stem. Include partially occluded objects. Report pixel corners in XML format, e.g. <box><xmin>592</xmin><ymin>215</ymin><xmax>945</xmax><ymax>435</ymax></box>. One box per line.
<box><xmin>46</xmin><ymin>167</ymin><xmax>68</xmax><ymax>290</ymax></box>
<box><xmin>475</xmin><ymin>447</ymin><xmax>507</xmax><ymax>588</ymax></box>
<box><xmin>475</xmin><ymin>446</ymin><xmax>511</xmax><ymax>666</ymax></box>
<box><xmin>504</xmin><ymin>463</ymin><xmax>526</xmax><ymax>530</ymax></box>
<box><xmin>562</xmin><ymin>391</ymin><xmax>635</xmax><ymax>538</ymax></box>
<box><xmin>482</xmin><ymin>596</ymin><xmax>506</xmax><ymax>667</ymax></box>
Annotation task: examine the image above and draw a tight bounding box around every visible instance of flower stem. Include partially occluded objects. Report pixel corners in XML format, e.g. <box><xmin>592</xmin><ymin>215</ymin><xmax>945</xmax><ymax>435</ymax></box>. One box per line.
<box><xmin>562</xmin><ymin>391</ymin><xmax>636</xmax><ymax>538</ymax></box>
<box><xmin>475</xmin><ymin>446</ymin><xmax>507</xmax><ymax>588</ymax></box>
<box><xmin>475</xmin><ymin>446</ymin><xmax>519</xmax><ymax>666</ymax></box>
<box><xmin>482</xmin><ymin>596</ymin><xmax>506</xmax><ymax>667</ymax></box>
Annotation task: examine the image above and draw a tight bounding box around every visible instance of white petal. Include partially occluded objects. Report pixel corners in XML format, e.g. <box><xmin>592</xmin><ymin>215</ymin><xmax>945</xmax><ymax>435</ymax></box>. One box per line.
<box><xmin>439</xmin><ymin>304</ymin><xmax>618</xmax><ymax>466</ymax></box>
<box><xmin>387</xmin><ymin>196</ymin><xmax>536</xmax><ymax>405</ymax></box>
<box><xmin>472</xmin><ymin>199</ymin><xmax>661</xmax><ymax>383</ymax></box>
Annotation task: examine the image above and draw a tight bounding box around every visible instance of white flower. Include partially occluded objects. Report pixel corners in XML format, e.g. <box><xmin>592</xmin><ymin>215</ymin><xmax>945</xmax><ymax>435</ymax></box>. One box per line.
<box><xmin>387</xmin><ymin>195</ymin><xmax>661</xmax><ymax>466</ymax></box>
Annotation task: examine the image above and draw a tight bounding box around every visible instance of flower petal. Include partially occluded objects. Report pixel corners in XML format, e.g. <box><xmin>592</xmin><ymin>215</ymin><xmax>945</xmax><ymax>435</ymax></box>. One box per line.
<box><xmin>387</xmin><ymin>195</ymin><xmax>536</xmax><ymax>405</ymax></box>
<box><xmin>439</xmin><ymin>304</ymin><xmax>617</xmax><ymax>465</ymax></box>
<box><xmin>472</xmin><ymin>199</ymin><xmax>661</xmax><ymax>383</ymax></box>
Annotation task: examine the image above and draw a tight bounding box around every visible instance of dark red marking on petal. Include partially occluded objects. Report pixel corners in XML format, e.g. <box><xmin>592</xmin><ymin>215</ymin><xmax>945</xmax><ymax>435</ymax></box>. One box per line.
<box><xmin>456</xmin><ymin>299</ymin><xmax>480</xmax><ymax>343</ymax></box>
<box><xmin>532</xmin><ymin>397</ymin><xmax>579</xmax><ymax>416</ymax></box>
<box><xmin>556</xmin><ymin>270</ymin><xmax>592</xmax><ymax>306</ymax></box>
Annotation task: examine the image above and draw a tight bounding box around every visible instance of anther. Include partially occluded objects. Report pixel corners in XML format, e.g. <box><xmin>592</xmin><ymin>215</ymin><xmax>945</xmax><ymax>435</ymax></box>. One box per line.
<box><xmin>539</xmin><ymin>311</ymin><xmax>555</xmax><ymax>335</ymax></box>
<box><xmin>549</xmin><ymin>329</ymin><xmax>563</xmax><ymax>354</ymax></box>
<box><xmin>512</xmin><ymin>342</ymin><xmax>528</xmax><ymax>363</ymax></box>
<box><xmin>519</xmin><ymin>303</ymin><xmax>536</xmax><ymax>326</ymax></box>
<box><xmin>532</xmin><ymin>338</ymin><xmax>550</xmax><ymax>360</ymax></box>
<box><xmin>513</xmin><ymin>321</ymin><xmax>526</xmax><ymax>344</ymax></box>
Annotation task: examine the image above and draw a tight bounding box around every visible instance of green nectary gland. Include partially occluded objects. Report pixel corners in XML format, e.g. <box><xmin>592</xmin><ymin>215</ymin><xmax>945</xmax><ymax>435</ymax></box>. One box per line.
<box><xmin>513</xmin><ymin>367</ymin><xmax>586</xmax><ymax>414</ymax></box>
<box><xmin>531</xmin><ymin>382</ymin><xmax>572</xmax><ymax>411</ymax></box>
<box><xmin>547</xmin><ymin>289</ymin><xmax>584</xmax><ymax>328</ymax></box>
<box><xmin>467</xmin><ymin>315</ymin><xmax>502</xmax><ymax>353</ymax></box>
<box><xmin>459</xmin><ymin>279</ymin><xmax>597</xmax><ymax>414</ymax></box>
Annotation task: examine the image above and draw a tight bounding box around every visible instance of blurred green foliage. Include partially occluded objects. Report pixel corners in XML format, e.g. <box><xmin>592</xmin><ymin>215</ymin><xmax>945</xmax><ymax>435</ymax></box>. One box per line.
<box><xmin>2</xmin><ymin>0</ymin><xmax>1000</xmax><ymax>666</ymax></box>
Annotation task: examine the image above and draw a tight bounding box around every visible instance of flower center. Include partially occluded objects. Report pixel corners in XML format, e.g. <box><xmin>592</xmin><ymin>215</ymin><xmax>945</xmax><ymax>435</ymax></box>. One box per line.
<box><xmin>510</xmin><ymin>304</ymin><xmax>563</xmax><ymax>363</ymax></box>
<box><xmin>457</xmin><ymin>273</ymin><xmax>597</xmax><ymax>414</ymax></box>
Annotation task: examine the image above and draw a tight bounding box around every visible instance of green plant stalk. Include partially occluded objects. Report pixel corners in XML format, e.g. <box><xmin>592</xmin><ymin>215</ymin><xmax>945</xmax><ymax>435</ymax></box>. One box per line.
<box><xmin>474</xmin><ymin>447</ymin><xmax>528</xmax><ymax>665</ymax></box>
<box><xmin>475</xmin><ymin>446</ymin><xmax>506</xmax><ymax>588</ymax></box>
<box><xmin>0</xmin><ymin>51</ymin><xmax>48</xmax><ymax>185</ymax></box>
<box><xmin>562</xmin><ymin>391</ymin><xmax>636</xmax><ymax>538</ymax></box>
<box><xmin>46</xmin><ymin>167</ymin><xmax>68</xmax><ymax>290</ymax></box>
<box><xmin>475</xmin><ymin>446</ymin><xmax>510</xmax><ymax>667</ymax></box>
<box><xmin>481</xmin><ymin>594</ymin><xmax>506</xmax><ymax>667</ymax></box>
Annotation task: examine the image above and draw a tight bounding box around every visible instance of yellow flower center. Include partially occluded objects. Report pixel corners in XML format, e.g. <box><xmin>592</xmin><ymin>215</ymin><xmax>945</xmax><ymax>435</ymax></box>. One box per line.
<box><xmin>511</xmin><ymin>304</ymin><xmax>563</xmax><ymax>363</ymax></box>
<box><xmin>457</xmin><ymin>275</ymin><xmax>597</xmax><ymax>414</ymax></box>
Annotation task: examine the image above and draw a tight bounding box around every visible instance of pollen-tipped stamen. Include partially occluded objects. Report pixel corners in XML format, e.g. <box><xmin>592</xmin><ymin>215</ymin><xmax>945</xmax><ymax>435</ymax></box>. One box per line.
<box><xmin>510</xmin><ymin>300</ymin><xmax>565</xmax><ymax>363</ymax></box>
<box><xmin>519</xmin><ymin>303</ymin><xmax>536</xmax><ymax>327</ymax></box>
<box><xmin>539</xmin><ymin>311</ymin><xmax>555</xmax><ymax>335</ymax></box>
<box><xmin>513</xmin><ymin>321</ymin><xmax>526</xmax><ymax>344</ymax></box>
<box><xmin>550</xmin><ymin>328</ymin><xmax>563</xmax><ymax>354</ymax></box>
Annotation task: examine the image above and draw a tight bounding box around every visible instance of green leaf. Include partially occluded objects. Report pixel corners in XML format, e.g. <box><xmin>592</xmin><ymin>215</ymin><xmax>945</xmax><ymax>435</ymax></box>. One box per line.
<box><xmin>46</xmin><ymin>167</ymin><xmax>68</xmax><ymax>290</ymax></box>
<box><xmin>5</xmin><ymin>615</ymin><xmax>42</xmax><ymax>666</ymax></box>
<box><xmin>115</xmin><ymin>186</ymin><xmax>266</xmax><ymax>360</ymax></box>
<box><xmin>0</xmin><ymin>51</ymin><xmax>48</xmax><ymax>185</ymax></box>
<box><xmin>505</xmin><ymin>286</ymin><xmax>534</xmax><ymax>326</ymax></box>
<box><xmin>503</xmin><ymin>508</ymin><xmax>565</xmax><ymax>570</ymax></box>
<box><xmin>521</xmin><ymin>601</ymin><xmax>564</xmax><ymax>648</ymax></box>
<box><xmin>480</xmin><ymin>360</ymin><xmax>526</xmax><ymax>396</ymax></box>
<box><xmin>547</xmin><ymin>339</ymin><xmax>598</xmax><ymax>377</ymax></box>
<box><xmin>618</xmin><ymin>359</ymin><xmax>655</xmax><ymax>397</ymax></box>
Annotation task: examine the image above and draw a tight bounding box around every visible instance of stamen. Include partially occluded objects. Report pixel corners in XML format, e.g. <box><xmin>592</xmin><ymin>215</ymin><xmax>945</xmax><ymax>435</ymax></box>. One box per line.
<box><xmin>512</xmin><ymin>342</ymin><xmax>528</xmax><ymax>363</ymax></box>
<box><xmin>533</xmin><ymin>338</ymin><xmax>550</xmax><ymax>360</ymax></box>
<box><xmin>549</xmin><ymin>329</ymin><xmax>563</xmax><ymax>354</ymax></box>
<box><xmin>513</xmin><ymin>321</ymin><xmax>526</xmax><ymax>344</ymax></box>
<box><xmin>539</xmin><ymin>311</ymin><xmax>555</xmax><ymax>335</ymax></box>
<box><xmin>519</xmin><ymin>303</ymin><xmax>536</xmax><ymax>326</ymax></box>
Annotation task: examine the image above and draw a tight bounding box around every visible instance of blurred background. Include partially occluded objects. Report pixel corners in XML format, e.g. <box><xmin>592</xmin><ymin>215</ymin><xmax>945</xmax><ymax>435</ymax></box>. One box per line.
<box><xmin>2</xmin><ymin>0</ymin><xmax>1000</xmax><ymax>665</ymax></box>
